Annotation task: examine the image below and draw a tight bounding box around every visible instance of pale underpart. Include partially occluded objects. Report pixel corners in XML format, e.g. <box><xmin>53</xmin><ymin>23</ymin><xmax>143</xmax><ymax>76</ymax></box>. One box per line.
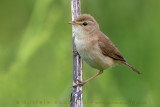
<box><xmin>73</xmin><ymin>25</ymin><xmax>114</xmax><ymax>70</ymax></box>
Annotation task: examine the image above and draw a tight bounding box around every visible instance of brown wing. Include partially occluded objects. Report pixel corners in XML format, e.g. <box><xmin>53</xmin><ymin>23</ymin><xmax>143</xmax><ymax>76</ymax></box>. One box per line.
<box><xmin>98</xmin><ymin>32</ymin><xmax>126</xmax><ymax>62</ymax></box>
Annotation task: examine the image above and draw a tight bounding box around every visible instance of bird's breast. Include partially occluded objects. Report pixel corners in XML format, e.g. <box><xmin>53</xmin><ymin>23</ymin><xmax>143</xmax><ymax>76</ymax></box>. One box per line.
<box><xmin>75</xmin><ymin>36</ymin><xmax>114</xmax><ymax>70</ymax></box>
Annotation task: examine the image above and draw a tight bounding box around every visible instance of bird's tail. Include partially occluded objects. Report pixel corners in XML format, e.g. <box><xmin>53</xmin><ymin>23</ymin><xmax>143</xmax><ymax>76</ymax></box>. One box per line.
<box><xmin>123</xmin><ymin>62</ymin><xmax>141</xmax><ymax>74</ymax></box>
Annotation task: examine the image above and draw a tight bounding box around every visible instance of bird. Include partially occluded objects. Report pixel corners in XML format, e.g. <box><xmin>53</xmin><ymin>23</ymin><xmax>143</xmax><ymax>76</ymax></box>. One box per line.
<box><xmin>67</xmin><ymin>14</ymin><xmax>141</xmax><ymax>86</ymax></box>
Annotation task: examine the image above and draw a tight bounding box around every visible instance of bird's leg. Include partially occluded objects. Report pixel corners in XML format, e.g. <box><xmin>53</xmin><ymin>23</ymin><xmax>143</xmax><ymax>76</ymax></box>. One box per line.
<box><xmin>73</xmin><ymin>70</ymin><xmax>103</xmax><ymax>87</ymax></box>
<box><xmin>73</xmin><ymin>50</ymin><xmax>79</xmax><ymax>56</ymax></box>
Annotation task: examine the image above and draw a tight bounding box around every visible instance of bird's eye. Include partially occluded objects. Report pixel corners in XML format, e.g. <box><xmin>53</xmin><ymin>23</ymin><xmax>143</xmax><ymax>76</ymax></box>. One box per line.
<box><xmin>83</xmin><ymin>22</ymin><xmax>88</xmax><ymax>26</ymax></box>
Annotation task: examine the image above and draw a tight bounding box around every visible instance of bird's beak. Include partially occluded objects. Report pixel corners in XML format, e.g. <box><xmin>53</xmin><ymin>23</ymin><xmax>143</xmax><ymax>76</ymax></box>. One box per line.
<box><xmin>67</xmin><ymin>21</ymin><xmax>78</xmax><ymax>25</ymax></box>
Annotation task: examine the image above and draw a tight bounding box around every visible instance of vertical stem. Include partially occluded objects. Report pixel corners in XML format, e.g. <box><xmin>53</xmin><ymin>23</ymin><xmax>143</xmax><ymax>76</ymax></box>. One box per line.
<box><xmin>70</xmin><ymin>0</ymin><xmax>83</xmax><ymax>107</ymax></box>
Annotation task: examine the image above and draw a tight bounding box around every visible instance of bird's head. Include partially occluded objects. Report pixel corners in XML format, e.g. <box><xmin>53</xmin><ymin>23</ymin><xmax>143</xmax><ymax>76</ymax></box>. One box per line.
<box><xmin>67</xmin><ymin>14</ymin><xmax>99</xmax><ymax>35</ymax></box>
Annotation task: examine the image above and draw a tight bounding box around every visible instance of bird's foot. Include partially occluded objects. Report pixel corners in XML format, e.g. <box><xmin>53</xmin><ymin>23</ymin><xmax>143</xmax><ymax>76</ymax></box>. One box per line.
<box><xmin>72</xmin><ymin>79</ymin><xmax>86</xmax><ymax>87</ymax></box>
<box><xmin>73</xmin><ymin>50</ymin><xmax>79</xmax><ymax>56</ymax></box>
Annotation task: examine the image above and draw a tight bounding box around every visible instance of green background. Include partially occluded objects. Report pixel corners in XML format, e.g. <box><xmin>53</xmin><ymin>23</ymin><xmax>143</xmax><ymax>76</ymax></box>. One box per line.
<box><xmin>0</xmin><ymin>0</ymin><xmax>159</xmax><ymax>107</ymax></box>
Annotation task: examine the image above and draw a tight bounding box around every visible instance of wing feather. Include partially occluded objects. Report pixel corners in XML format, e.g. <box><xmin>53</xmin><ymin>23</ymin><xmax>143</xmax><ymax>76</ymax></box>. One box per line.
<box><xmin>98</xmin><ymin>32</ymin><xmax>126</xmax><ymax>62</ymax></box>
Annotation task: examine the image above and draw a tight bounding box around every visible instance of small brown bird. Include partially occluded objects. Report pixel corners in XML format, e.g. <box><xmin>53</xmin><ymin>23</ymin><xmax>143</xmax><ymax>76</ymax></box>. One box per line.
<box><xmin>67</xmin><ymin>14</ymin><xmax>141</xmax><ymax>86</ymax></box>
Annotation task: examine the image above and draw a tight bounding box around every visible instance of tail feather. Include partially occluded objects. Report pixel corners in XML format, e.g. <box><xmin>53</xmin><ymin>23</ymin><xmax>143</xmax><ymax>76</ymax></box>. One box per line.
<box><xmin>123</xmin><ymin>62</ymin><xmax>141</xmax><ymax>74</ymax></box>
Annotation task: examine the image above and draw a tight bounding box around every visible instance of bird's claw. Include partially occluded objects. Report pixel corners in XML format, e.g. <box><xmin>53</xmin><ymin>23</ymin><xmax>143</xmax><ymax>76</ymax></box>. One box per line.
<box><xmin>72</xmin><ymin>79</ymin><xmax>86</xmax><ymax>87</ymax></box>
<box><xmin>73</xmin><ymin>50</ymin><xmax>79</xmax><ymax>56</ymax></box>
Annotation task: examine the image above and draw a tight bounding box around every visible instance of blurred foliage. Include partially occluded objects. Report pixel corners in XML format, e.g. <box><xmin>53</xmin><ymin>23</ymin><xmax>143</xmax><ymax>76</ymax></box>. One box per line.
<box><xmin>0</xmin><ymin>0</ymin><xmax>160</xmax><ymax>107</ymax></box>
